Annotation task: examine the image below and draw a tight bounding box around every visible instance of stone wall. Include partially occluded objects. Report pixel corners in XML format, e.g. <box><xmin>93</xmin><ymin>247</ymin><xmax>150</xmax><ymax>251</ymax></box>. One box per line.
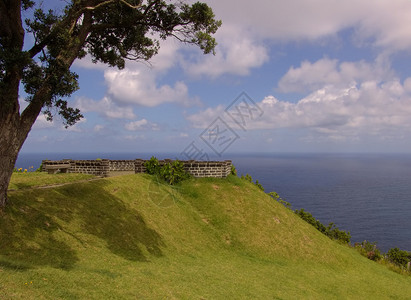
<box><xmin>43</xmin><ymin>159</ymin><xmax>232</xmax><ymax>178</ymax></box>
<box><xmin>42</xmin><ymin>159</ymin><xmax>110</xmax><ymax>177</ymax></box>
<box><xmin>135</xmin><ymin>159</ymin><xmax>232</xmax><ymax>178</ymax></box>
<box><xmin>109</xmin><ymin>160</ymin><xmax>135</xmax><ymax>171</ymax></box>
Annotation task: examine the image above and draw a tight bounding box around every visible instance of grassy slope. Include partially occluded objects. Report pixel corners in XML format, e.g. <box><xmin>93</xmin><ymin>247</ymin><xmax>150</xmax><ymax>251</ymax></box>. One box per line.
<box><xmin>0</xmin><ymin>174</ymin><xmax>410</xmax><ymax>299</ymax></box>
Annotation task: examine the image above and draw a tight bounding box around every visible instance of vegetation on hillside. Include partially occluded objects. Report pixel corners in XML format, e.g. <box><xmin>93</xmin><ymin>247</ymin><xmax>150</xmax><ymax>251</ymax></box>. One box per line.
<box><xmin>0</xmin><ymin>172</ymin><xmax>410</xmax><ymax>299</ymax></box>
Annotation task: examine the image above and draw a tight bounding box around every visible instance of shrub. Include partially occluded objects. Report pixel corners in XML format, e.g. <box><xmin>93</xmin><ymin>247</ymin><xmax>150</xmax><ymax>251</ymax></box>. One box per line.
<box><xmin>355</xmin><ymin>241</ymin><xmax>382</xmax><ymax>261</ymax></box>
<box><xmin>255</xmin><ymin>180</ymin><xmax>264</xmax><ymax>191</ymax></box>
<box><xmin>386</xmin><ymin>247</ymin><xmax>411</xmax><ymax>268</ymax></box>
<box><xmin>230</xmin><ymin>165</ymin><xmax>237</xmax><ymax>176</ymax></box>
<box><xmin>160</xmin><ymin>160</ymin><xmax>191</xmax><ymax>185</ymax></box>
<box><xmin>144</xmin><ymin>157</ymin><xmax>190</xmax><ymax>185</ymax></box>
<box><xmin>241</xmin><ymin>173</ymin><xmax>253</xmax><ymax>183</ymax></box>
<box><xmin>295</xmin><ymin>209</ymin><xmax>351</xmax><ymax>244</ymax></box>
<box><xmin>268</xmin><ymin>191</ymin><xmax>292</xmax><ymax>209</ymax></box>
<box><xmin>144</xmin><ymin>156</ymin><xmax>160</xmax><ymax>175</ymax></box>
<box><xmin>241</xmin><ymin>173</ymin><xmax>265</xmax><ymax>191</ymax></box>
<box><xmin>36</xmin><ymin>163</ymin><xmax>43</xmax><ymax>172</ymax></box>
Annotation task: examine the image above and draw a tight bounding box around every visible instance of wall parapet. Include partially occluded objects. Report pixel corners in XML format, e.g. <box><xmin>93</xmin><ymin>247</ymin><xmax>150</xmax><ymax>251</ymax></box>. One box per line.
<box><xmin>42</xmin><ymin>159</ymin><xmax>232</xmax><ymax>178</ymax></box>
<box><xmin>135</xmin><ymin>159</ymin><xmax>232</xmax><ymax>178</ymax></box>
<box><xmin>42</xmin><ymin>159</ymin><xmax>110</xmax><ymax>177</ymax></box>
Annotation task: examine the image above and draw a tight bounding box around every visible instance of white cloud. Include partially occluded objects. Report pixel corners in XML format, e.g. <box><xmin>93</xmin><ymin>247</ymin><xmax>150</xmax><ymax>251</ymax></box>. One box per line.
<box><xmin>205</xmin><ymin>0</ymin><xmax>411</xmax><ymax>52</ymax></box>
<box><xmin>93</xmin><ymin>124</ymin><xmax>104</xmax><ymax>132</ymax></box>
<box><xmin>183</xmin><ymin>25</ymin><xmax>269</xmax><ymax>78</ymax></box>
<box><xmin>124</xmin><ymin>134</ymin><xmax>146</xmax><ymax>141</ymax></box>
<box><xmin>104</xmin><ymin>68</ymin><xmax>199</xmax><ymax>107</ymax></box>
<box><xmin>188</xmin><ymin>78</ymin><xmax>411</xmax><ymax>142</ymax></box>
<box><xmin>73</xmin><ymin>54</ymin><xmax>108</xmax><ymax>70</ymax></box>
<box><xmin>32</xmin><ymin>114</ymin><xmax>55</xmax><ymax>130</ymax></box>
<box><xmin>125</xmin><ymin>119</ymin><xmax>159</xmax><ymax>131</ymax></box>
<box><xmin>75</xmin><ymin>96</ymin><xmax>136</xmax><ymax>119</ymax></box>
<box><xmin>277</xmin><ymin>57</ymin><xmax>395</xmax><ymax>93</ymax></box>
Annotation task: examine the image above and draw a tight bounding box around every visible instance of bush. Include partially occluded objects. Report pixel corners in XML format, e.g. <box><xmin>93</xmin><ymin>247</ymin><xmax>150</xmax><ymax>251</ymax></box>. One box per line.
<box><xmin>295</xmin><ymin>209</ymin><xmax>351</xmax><ymax>244</ymax></box>
<box><xmin>160</xmin><ymin>160</ymin><xmax>191</xmax><ymax>185</ymax></box>
<box><xmin>231</xmin><ymin>165</ymin><xmax>237</xmax><ymax>176</ymax></box>
<box><xmin>144</xmin><ymin>156</ymin><xmax>160</xmax><ymax>175</ymax></box>
<box><xmin>255</xmin><ymin>180</ymin><xmax>264</xmax><ymax>191</ymax></box>
<box><xmin>241</xmin><ymin>173</ymin><xmax>264</xmax><ymax>191</ymax></box>
<box><xmin>355</xmin><ymin>241</ymin><xmax>382</xmax><ymax>261</ymax></box>
<box><xmin>241</xmin><ymin>173</ymin><xmax>253</xmax><ymax>183</ymax></box>
<box><xmin>144</xmin><ymin>157</ymin><xmax>190</xmax><ymax>185</ymax></box>
<box><xmin>268</xmin><ymin>191</ymin><xmax>292</xmax><ymax>209</ymax></box>
<box><xmin>386</xmin><ymin>247</ymin><xmax>411</xmax><ymax>268</ymax></box>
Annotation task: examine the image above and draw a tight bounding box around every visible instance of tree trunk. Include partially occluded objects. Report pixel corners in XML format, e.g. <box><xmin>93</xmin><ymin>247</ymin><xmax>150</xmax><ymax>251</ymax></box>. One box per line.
<box><xmin>0</xmin><ymin>115</ymin><xmax>24</xmax><ymax>208</ymax></box>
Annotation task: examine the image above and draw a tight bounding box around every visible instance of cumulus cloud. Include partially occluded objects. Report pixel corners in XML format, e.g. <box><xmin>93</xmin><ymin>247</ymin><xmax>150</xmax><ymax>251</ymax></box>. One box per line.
<box><xmin>32</xmin><ymin>114</ymin><xmax>55</xmax><ymax>130</ymax></box>
<box><xmin>182</xmin><ymin>25</ymin><xmax>269</xmax><ymax>78</ymax></box>
<box><xmin>124</xmin><ymin>119</ymin><xmax>159</xmax><ymax>131</ymax></box>
<box><xmin>105</xmin><ymin>68</ymin><xmax>198</xmax><ymax>107</ymax></box>
<box><xmin>205</xmin><ymin>0</ymin><xmax>411</xmax><ymax>52</ymax></box>
<box><xmin>188</xmin><ymin>77</ymin><xmax>411</xmax><ymax>142</ymax></box>
<box><xmin>75</xmin><ymin>96</ymin><xmax>136</xmax><ymax>119</ymax></box>
<box><xmin>32</xmin><ymin>113</ymin><xmax>86</xmax><ymax>132</ymax></box>
<box><xmin>277</xmin><ymin>57</ymin><xmax>395</xmax><ymax>93</ymax></box>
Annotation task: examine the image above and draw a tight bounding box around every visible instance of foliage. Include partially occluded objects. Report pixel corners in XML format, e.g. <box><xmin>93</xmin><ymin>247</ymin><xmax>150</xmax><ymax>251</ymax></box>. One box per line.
<box><xmin>268</xmin><ymin>191</ymin><xmax>292</xmax><ymax>209</ymax></box>
<box><xmin>2</xmin><ymin>174</ymin><xmax>411</xmax><ymax>298</ymax></box>
<box><xmin>160</xmin><ymin>160</ymin><xmax>191</xmax><ymax>185</ymax></box>
<box><xmin>0</xmin><ymin>0</ymin><xmax>221</xmax><ymax>207</ymax></box>
<box><xmin>255</xmin><ymin>180</ymin><xmax>264</xmax><ymax>191</ymax></box>
<box><xmin>241</xmin><ymin>173</ymin><xmax>264</xmax><ymax>191</ymax></box>
<box><xmin>9</xmin><ymin>0</ymin><xmax>222</xmax><ymax>126</ymax></box>
<box><xmin>241</xmin><ymin>173</ymin><xmax>253</xmax><ymax>182</ymax></box>
<box><xmin>386</xmin><ymin>247</ymin><xmax>411</xmax><ymax>268</ymax></box>
<box><xmin>294</xmin><ymin>208</ymin><xmax>351</xmax><ymax>244</ymax></box>
<box><xmin>144</xmin><ymin>157</ymin><xmax>190</xmax><ymax>185</ymax></box>
<box><xmin>144</xmin><ymin>156</ymin><xmax>160</xmax><ymax>175</ymax></box>
<box><xmin>230</xmin><ymin>165</ymin><xmax>237</xmax><ymax>176</ymax></box>
<box><xmin>355</xmin><ymin>241</ymin><xmax>383</xmax><ymax>261</ymax></box>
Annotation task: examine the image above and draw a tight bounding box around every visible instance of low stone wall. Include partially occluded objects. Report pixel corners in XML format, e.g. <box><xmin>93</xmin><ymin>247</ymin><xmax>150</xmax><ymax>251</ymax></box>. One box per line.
<box><xmin>135</xmin><ymin>159</ymin><xmax>232</xmax><ymax>178</ymax></box>
<box><xmin>109</xmin><ymin>160</ymin><xmax>135</xmax><ymax>171</ymax></box>
<box><xmin>43</xmin><ymin>159</ymin><xmax>232</xmax><ymax>178</ymax></box>
<box><xmin>42</xmin><ymin>159</ymin><xmax>110</xmax><ymax>177</ymax></box>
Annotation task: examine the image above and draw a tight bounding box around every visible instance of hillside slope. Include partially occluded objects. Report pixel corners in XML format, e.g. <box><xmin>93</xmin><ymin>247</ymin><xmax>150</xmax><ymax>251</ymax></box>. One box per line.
<box><xmin>0</xmin><ymin>174</ymin><xmax>410</xmax><ymax>299</ymax></box>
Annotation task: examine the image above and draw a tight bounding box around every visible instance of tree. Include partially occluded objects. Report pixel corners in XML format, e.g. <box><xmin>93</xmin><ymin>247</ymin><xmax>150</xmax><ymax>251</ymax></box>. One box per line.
<box><xmin>0</xmin><ymin>0</ymin><xmax>221</xmax><ymax>208</ymax></box>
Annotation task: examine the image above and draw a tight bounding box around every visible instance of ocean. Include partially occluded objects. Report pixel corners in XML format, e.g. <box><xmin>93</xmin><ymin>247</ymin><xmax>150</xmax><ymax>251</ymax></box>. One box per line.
<box><xmin>15</xmin><ymin>152</ymin><xmax>411</xmax><ymax>252</ymax></box>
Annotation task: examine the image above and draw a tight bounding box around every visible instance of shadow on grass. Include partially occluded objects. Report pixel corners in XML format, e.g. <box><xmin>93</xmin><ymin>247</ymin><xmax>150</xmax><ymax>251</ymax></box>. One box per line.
<box><xmin>0</xmin><ymin>179</ymin><xmax>164</xmax><ymax>270</ymax></box>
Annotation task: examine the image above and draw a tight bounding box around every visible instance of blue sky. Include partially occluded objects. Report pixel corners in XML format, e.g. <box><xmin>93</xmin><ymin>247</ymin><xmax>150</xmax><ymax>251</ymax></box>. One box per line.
<box><xmin>20</xmin><ymin>0</ymin><xmax>411</xmax><ymax>157</ymax></box>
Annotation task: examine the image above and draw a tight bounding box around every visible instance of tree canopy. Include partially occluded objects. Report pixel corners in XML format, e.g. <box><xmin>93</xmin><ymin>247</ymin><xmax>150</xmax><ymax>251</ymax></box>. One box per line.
<box><xmin>0</xmin><ymin>0</ymin><xmax>221</xmax><ymax>208</ymax></box>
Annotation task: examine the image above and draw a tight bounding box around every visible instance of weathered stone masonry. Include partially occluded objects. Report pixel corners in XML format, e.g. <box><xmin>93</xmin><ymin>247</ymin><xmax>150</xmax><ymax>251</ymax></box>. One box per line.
<box><xmin>42</xmin><ymin>159</ymin><xmax>232</xmax><ymax>178</ymax></box>
<box><xmin>134</xmin><ymin>159</ymin><xmax>232</xmax><ymax>178</ymax></box>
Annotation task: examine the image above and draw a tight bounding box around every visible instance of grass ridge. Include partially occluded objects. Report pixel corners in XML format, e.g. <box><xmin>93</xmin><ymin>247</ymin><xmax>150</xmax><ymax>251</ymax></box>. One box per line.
<box><xmin>0</xmin><ymin>173</ymin><xmax>410</xmax><ymax>299</ymax></box>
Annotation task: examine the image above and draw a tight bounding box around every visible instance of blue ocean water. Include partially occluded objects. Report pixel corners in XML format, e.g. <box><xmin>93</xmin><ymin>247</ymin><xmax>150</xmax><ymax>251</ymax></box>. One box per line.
<box><xmin>15</xmin><ymin>152</ymin><xmax>411</xmax><ymax>252</ymax></box>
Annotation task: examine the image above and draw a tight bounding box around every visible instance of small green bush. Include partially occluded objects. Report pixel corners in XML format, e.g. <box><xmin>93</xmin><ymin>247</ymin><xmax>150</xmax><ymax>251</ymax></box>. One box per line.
<box><xmin>144</xmin><ymin>156</ymin><xmax>160</xmax><ymax>175</ymax></box>
<box><xmin>231</xmin><ymin>165</ymin><xmax>237</xmax><ymax>176</ymax></box>
<box><xmin>355</xmin><ymin>241</ymin><xmax>382</xmax><ymax>261</ymax></box>
<box><xmin>295</xmin><ymin>209</ymin><xmax>351</xmax><ymax>244</ymax></box>
<box><xmin>241</xmin><ymin>173</ymin><xmax>253</xmax><ymax>183</ymax></box>
<box><xmin>255</xmin><ymin>180</ymin><xmax>264</xmax><ymax>191</ymax></box>
<box><xmin>386</xmin><ymin>247</ymin><xmax>411</xmax><ymax>268</ymax></box>
<box><xmin>241</xmin><ymin>173</ymin><xmax>264</xmax><ymax>191</ymax></box>
<box><xmin>144</xmin><ymin>157</ymin><xmax>190</xmax><ymax>185</ymax></box>
<box><xmin>160</xmin><ymin>160</ymin><xmax>191</xmax><ymax>185</ymax></box>
<box><xmin>268</xmin><ymin>192</ymin><xmax>292</xmax><ymax>209</ymax></box>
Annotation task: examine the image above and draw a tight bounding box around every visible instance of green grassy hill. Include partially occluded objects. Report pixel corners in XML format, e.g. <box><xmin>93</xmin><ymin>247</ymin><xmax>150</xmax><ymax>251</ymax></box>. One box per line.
<box><xmin>1</xmin><ymin>173</ymin><xmax>410</xmax><ymax>299</ymax></box>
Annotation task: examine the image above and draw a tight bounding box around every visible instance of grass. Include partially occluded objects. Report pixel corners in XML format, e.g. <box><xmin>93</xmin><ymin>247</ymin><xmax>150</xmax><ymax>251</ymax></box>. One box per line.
<box><xmin>8</xmin><ymin>172</ymin><xmax>96</xmax><ymax>191</ymax></box>
<box><xmin>0</xmin><ymin>173</ymin><xmax>410</xmax><ymax>299</ymax></box>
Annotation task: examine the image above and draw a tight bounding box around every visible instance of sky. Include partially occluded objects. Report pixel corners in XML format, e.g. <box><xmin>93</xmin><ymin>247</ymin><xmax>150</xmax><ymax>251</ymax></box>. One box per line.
<box><xmin>20</xmin><ymin>0</ymin><xmax>411</xmax><ymax>158</ymax></box>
